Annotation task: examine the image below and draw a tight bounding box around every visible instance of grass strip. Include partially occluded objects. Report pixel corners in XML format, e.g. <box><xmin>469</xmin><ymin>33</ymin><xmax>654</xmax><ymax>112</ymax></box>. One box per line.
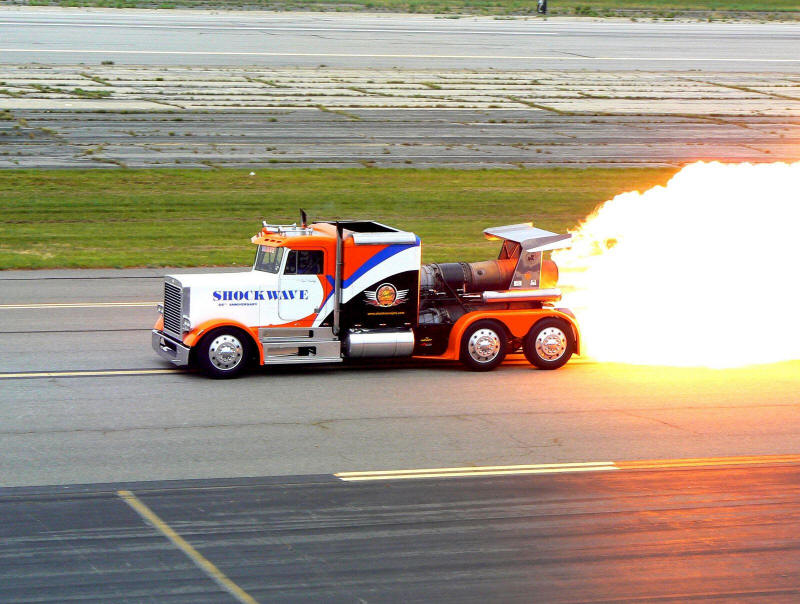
<box><xmin>0</xmin><ymin>167</ymin><xmax>677</xmax><ymax>269</ymax></box>
<box><xmin>22</xmin><ymin>0</ymin><xmax>800</xmax><ymax>18</ymax></box>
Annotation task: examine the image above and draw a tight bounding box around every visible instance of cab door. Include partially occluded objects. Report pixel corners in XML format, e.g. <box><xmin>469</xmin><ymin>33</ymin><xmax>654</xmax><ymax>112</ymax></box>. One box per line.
<box><xmin>278</xmin><ymin>249</ymin><xmax>325</xmax><ymax>324</ymax></box>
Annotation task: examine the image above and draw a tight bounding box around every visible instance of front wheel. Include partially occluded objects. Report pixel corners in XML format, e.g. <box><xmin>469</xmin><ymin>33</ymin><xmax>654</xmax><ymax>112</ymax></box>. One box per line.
<box><xmin>196</xmin><ymin>328</ymin><xmax>251</xmax><ymax>378</ymax></box>
<box><xmin>460</xmin><ymin>320</ymin><xmax>508</xmax><ymax>371</ymax></box>
<box><xmin>523</xmin><ymin>318</ymin><xmax>574</xmax><ymax>370</ymax></box>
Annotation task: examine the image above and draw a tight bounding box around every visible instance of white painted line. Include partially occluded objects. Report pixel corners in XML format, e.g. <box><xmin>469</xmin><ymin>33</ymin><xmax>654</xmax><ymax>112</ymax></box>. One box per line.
<box><xmin>0</xmin><ymin>302</ymin><xmax>158</xmax><ymax>309</ymax></box>
<box><xmin>338</xmin><ymin>455</ymin><xmax>800</xmax><ymax>482</ymax></box>
<box><xmin>0</xmin><ymin>22</ymin><xmax>558</xmax><ymax>35</ymax></box>
<box><xmin>0</xmin><ymin>369</ymin><xmax>180</xmax><ymax>379</ymax></box>
<box><xmin>1</xmin><ymin>48</ymin><xmax>798</xmax><ymax>62</ymax></box>
<box><xmin>336</xmin><ymin>462</ymin><xmax>618</xmax><ymax>481</ymax></box>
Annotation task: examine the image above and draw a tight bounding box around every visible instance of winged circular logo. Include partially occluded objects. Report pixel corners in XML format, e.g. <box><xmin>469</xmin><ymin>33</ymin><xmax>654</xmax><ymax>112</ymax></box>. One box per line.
<box><xmin>364</xmin><ymin>283</ymin><xmax>409</xmax><ymax>307</ymax></box>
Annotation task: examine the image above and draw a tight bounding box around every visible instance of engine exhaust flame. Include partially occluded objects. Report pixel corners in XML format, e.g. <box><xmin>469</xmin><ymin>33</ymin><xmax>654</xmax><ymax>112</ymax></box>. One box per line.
<box><xmin>552</xmin><ymin>161</ymin><xmax>800</xmax><ymax>367</ymax></box>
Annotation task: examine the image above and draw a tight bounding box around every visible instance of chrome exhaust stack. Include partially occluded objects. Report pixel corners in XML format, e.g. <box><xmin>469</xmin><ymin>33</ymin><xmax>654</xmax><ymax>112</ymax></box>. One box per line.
<box><xmin>481</xmin><ymin>288</ymin><xmax>562</xmax><ymax>304</ymax></box>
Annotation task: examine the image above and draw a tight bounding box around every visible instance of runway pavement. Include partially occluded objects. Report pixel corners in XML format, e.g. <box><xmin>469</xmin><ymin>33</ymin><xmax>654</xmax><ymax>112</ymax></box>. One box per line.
<box><xmin>2</xmin><ymin>461</ymin><xmax>799</xmax><ymax>602</ymax></box>
<box><xmin>2</xmin><ymin>268</ymin><xmax>799</xmax><ymax>488</ymax></box>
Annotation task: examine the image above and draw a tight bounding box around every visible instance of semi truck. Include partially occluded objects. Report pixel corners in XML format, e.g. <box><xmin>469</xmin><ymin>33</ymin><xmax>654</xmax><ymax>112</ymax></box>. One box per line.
<box><xmin>152</xmin><ymin>216</ymin><xmax>580</xmax><ymax>377</ymax></box>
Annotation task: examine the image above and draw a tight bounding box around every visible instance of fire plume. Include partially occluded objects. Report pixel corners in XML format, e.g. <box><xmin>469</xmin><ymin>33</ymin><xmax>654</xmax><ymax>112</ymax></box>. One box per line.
<box><xmin>552</xmin><ymin>161</ymin><xmax>800</xmax><ymax>367</ymax></box>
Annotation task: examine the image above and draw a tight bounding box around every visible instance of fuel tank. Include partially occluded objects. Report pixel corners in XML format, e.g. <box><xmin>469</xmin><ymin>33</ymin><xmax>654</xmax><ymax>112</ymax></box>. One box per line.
<box><xmin>344</xmin><ymin>329</ymin><xmax>415</xmax><ymax>358</ymax></box>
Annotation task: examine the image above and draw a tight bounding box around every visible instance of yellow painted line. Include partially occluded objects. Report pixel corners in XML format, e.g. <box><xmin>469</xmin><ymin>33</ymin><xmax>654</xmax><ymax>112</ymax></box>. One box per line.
<box><xmin>0</xmin><ymin>369</ymin><xmax>180</xmax><ymax>379</ymax></box>
<box><xmin>118</xmin><ymin>490</ymin><xmax>258</xmax><ymax>604</ymax></box>
<box><xmin>336</xmin><ymin>462</ymin><xmax>618</xmax><ymax>482</ymax></box>
<box><xmin>615</xmin><ymin>454</ymin><xmax>800</xmax><ymax>471</ymax></box>
<box><xmin>0</xmin><ymin>301</ymin><xmax>158</xmax><ymax>309</ymax></box>
<box><xmin>337</xmin><ymin>455</ymin><xmax>800</xmax><ymax>482</ymax></box>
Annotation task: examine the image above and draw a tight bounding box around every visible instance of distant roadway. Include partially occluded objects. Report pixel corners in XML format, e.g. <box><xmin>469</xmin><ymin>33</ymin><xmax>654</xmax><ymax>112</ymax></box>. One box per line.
<box><xmin>1</xmin><ymin>8</ymin><xmax>799</xmax><ymax>71</ymax></box>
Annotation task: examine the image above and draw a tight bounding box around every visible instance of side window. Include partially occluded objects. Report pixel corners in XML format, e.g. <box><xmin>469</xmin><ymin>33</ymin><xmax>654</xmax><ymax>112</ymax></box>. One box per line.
<box><xmin>284</xmin><ymin>250</ymin><xmax>324</xmax><ymax>275</ymax></box>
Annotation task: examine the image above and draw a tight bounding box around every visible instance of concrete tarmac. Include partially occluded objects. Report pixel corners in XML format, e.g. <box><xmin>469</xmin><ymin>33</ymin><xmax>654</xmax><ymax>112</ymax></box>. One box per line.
<box><xmin>2</xmin><ymin>65</ymin><xmax>798</xmax><ymax>168</ymax></box>
<box><xmin>2</xmin><ymin>269</ymin><xmax>799</xmax><ymax>488</ymax></box>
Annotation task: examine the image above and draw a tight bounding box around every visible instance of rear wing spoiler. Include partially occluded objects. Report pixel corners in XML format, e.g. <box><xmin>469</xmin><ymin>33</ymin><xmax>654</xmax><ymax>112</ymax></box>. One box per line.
<box><xmin>483</xmin><ymin>223</ymin><xmax>571</xmax><ymax>252</ymax></box>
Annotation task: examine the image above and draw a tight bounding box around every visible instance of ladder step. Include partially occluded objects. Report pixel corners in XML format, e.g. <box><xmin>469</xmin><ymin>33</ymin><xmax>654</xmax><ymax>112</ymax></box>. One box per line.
<box><xmin>264</xmin><ymin>356</ymin><xmax>343</xmax><ymax>365</ymax></box>
<box><xmin>261</xmin><ymin>339</ymin><xmax>342</xmax><ymax>365</ymax></box>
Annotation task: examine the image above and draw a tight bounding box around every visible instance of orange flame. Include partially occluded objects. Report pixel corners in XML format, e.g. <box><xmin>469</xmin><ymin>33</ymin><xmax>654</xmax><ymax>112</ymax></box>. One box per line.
<box><xmin>552</xmin><ymin>161</ymin><xmax>800</xmax><ymax>367</ymax></box>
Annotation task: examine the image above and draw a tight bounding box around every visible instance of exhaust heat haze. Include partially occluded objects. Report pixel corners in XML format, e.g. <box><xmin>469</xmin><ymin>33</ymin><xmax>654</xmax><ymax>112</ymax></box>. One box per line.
<box><xmin>552</xmin><ymin>161</ymin><xmax>800</xmax><ymax>367</ymax></box>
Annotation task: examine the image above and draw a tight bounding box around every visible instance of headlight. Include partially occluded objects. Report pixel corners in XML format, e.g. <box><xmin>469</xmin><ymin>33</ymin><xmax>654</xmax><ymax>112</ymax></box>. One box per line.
<box><xmin>182</xmin><ymin>315</ymin><xmax>192</xmax><ymax>332</ymax></box>
<box><xmin>157</xmin><ymin>303</ymin><xmax>164</xmax><ymax>314</ymax></box>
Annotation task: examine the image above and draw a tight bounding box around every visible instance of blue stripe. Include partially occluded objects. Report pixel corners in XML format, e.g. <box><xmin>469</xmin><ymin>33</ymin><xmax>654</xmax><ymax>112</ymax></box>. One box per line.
<box><xmin>319</xmin><ymin>275</ymin><xmax>336</xmax><ymax>310</ymax></box>
<box><xmin>316</xmin><ymin>243</ymin><xmax>418</xmax><ymax>320</ymax></box>
<box><xmin>342</xmin><ymin>244</ymin><xmax>416</xmax><ymax>289</ymax></box>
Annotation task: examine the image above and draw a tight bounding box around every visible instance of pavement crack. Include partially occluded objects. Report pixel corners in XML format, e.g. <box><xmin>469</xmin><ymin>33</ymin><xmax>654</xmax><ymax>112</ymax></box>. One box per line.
<box><xmin>556</xmin><ymin>51</ymin><xmax>595</xmax><ymax>59</ymax></box>
<box><xmin>619</xmin><ymin>410</ymin><xmax>700</xmax><ymax>435</ymax></box>
<box><xmin>470</xmin><ymin>414</ymin><xmax>558</xmax><ymax>453</ymax></box>
<box><xmin>685</xmin><ymin>77</ymin><xmax>800</xmax><ymax>102</ymax></box>
<box><xmin>505</xmin><ymin>96</ymin><xmax>571</xmax><ymax>115</ymax></box>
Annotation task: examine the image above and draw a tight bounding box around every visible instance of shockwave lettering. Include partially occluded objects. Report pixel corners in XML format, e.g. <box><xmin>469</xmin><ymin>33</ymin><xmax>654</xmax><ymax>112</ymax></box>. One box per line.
<box><xmin>213</xmin><ymin>290</ymin><xmax>309</xmax><ymax>302</ymax></box>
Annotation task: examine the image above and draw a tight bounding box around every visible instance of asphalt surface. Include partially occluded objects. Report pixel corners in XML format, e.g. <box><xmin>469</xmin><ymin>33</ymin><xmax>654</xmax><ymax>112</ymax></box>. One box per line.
<box><xmin>2</xmin><ymin>463</ymin><xmax>799</xmax><ymax>602</ymax></box>
<box><xmin>2</xmin><ymin>9</ymin><xmax>800</xmax><ymax>71</ymax></box>
<box><xmin>2</xmin><ymin>269</ymin><xmax>799</xmax><ymax>488</ymax></box>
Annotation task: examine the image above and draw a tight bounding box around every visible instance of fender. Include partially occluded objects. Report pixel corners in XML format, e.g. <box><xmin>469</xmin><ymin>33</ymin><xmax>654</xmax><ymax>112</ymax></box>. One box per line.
<box><xmin>183</xmin><ymin>319</ymin><xmax>264</xmax><ymax>365</ymax></box>
<box><xmin>552</xmin><ymin>308</ymin><xmax>581</xmax><ymax>356</ymax></box>
<box><xmin>439</xmin><ymin>308</ymin><xmax>581</xmax><ymax>360</ymax></box>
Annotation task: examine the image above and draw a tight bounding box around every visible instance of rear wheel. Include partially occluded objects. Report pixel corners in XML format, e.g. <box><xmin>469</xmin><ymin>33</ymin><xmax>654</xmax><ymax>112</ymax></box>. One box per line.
<box><xmin>460</xmin><ymin>320</ymin><xmax>508</xmax><ymax>371</ymax></box>
<box><xmin>197</xmin><ymin>328</ymin><xmax>251</xmax><ymax>378</ymax></box>
<box><xmin>523</xmin><ymin>318</ymin><xmax>574</xmax><ymax>370</ymax></box>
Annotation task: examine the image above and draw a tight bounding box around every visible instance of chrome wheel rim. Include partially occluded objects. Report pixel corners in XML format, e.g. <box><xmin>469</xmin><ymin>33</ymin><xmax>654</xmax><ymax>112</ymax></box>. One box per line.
<box><xmin>535</xmin><ymin>327</ymin><xmax>567</xmax><ymax>361</ymax></box>
<box><xmin>467</xmin><ymin>328</ymin><xmax>501</xmax><ymax>363</ymax></box>
<box><xmin>208</xmin><ymin>334</ymin><xmax>243</xmax><ymax>370</ymax></box>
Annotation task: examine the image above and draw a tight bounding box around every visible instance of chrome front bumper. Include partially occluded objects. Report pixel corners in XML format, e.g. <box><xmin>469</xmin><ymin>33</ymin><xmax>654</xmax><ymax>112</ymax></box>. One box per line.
<box><xmin>152</xmin><ymin>330</ymin><xmax>191</xmax><ymax>366</ymax></box>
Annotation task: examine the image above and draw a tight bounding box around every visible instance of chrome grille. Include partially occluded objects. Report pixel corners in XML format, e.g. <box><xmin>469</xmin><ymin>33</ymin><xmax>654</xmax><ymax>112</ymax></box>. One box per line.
<box><xmin>163</xmin><ymin>282</ymin><xmax>182</xmax><ymax>335</ymax></box>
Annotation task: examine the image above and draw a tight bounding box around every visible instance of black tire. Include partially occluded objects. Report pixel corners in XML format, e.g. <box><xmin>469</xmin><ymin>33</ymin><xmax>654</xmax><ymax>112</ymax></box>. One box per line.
<box><xmin>523</xmin><ymin>318</ymin><xmax>574</xmax><ymax>370</ymax></box>
<box><xmin>459</xmin><ymin>320</ymin><xmax>508</xmax><ymax>372</ymax></box>
<box><xmin>196</xmin><ymin>327</ymin><xmax>252</xmax><ymax>378</ymax></box>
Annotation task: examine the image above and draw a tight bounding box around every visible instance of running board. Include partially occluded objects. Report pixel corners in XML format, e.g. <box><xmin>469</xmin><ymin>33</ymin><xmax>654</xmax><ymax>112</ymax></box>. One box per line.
<box><xmin>264</xmin><ymin>355</ymin><xmax>343</xmax><ymax>365</ymax></box>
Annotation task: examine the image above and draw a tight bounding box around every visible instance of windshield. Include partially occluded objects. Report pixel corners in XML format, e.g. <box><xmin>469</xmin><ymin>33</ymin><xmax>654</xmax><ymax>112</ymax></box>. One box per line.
<box><xmin>254</xmin><ymin>245</ymin><xmax>285</xmax><ymax>273</ymax></box>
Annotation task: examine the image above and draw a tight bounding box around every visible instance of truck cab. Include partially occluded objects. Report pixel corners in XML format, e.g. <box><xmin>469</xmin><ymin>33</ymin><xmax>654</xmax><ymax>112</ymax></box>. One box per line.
<box><xmin>152</xmin><ymin>218</ymin><xmax>580</xmax><ymax>377</ymax></box>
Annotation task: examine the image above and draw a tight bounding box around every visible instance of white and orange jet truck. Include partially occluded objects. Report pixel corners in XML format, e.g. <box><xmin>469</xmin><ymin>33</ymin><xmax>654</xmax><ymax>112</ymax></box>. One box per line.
<box><xmin>152</xmin><ymin>216</ymin><xmax>580</xmax><ymax>377</ymax></box>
